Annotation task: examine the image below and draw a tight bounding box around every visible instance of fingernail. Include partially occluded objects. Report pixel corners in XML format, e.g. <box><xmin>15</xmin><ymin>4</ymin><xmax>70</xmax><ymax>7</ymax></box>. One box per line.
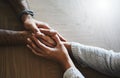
<box><xmin>32</xmin><ymin>33</ymin><xmax>35</xmax><ymax>36</ymax></box>
<box><xmin>36</xmin><ymin>32</ymin><xmax>40</xmax><ymax>35</ymax></box>
<box><xmin>34</xmin><ymin>29</ymin><xmax>39</xmax><ymax>33</ymax></box>
<box><xmin>26</xmin><ymin>44</ymin><xmax>29</xmax><ymax>47</ymax></box>
<box><xmin>37</xmin><ymin>33</ymin><xmax>44</xmax><ymax>37</ymax></box>
<box><xmin>40</xmin><ymin>28</ymin><xmax>44</xmax><ymax>30</ymax></box>
<box><xmin>27</xmin><ymin>38</ymin><xmax>30</xmax><ymax>41</ymax></box>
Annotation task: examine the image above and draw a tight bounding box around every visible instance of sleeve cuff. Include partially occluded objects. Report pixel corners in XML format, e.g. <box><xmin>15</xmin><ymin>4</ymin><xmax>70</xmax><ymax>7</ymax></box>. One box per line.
<box><xmin>63</xmin><ymin>67</ymin><xmax>85</xmax><ymax>78</ymax></box>
<box><xmin>71</xmin><ymin>42</ymin><xmax>87</xmax><ymax>67</ymax></box>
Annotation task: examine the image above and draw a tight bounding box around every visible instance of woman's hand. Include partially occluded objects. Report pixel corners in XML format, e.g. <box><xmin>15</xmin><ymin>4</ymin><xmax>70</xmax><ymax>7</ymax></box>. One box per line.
<box><xmin>27</xmin><ymin>30</ymin><xmax>75</xmax><ymax>71</ymax></box>
<box><xmin>39</xmin><ymin>29</ymin><xmax>72</xmax><ymax>53</ymax></box>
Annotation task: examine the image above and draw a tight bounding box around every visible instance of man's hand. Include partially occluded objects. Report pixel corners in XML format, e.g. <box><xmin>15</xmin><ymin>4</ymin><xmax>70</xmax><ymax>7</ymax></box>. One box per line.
<box><xmin>22</xmin><ymin>14</ymin><xmax>66</xmax><ymax>45</ymax></box>
<box><xmin>22</xmin><ymin>14</ymin><xmax>58</xmax><ymax>47</ymax></box>
<box><xmin>22</xmin><ymin>14</ymin><xmax>51</xmax><ymax>33</ymax></box>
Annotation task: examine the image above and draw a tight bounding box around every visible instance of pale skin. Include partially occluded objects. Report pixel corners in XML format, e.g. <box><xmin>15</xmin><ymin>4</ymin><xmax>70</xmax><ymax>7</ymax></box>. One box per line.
<box><xmin>27</xmin><ymin>29</ymin><xmax>75</xmax><ymax>72</ymax></box>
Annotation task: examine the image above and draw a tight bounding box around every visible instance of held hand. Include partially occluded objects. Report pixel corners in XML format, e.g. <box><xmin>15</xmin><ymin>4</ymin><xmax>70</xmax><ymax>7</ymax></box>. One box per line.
<box><xmin>27</xmin><ymin>31</ymin><xmax>75</xmax><ymax>71</ymax></box>
<box><xmin>38</xmin><ymin>29</ymin><xmax>72</xmax><ymax>52</ymax></box>
<box><xmin>27</xmin><ymin>34</ymin><xmax>68</xmax><ymax>63</ymax></box>
<box><xmin>31</xmin><ymin>29</ymin><xmax>66</xmax><ymax>48</ymax></box>
<box><xmin>37</xmin><ymin>28</ymin><xmax>66</xmax><ymax>42</ymax></box>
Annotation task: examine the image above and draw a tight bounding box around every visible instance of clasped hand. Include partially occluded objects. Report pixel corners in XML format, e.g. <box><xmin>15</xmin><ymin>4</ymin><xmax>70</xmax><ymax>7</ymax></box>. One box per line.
<box><xmin>27</xmin><ymin>29</ymin><xmax>68</xmax><ymax>63</ymax></box>
<box><xmin>27</xmin><ymin>29</ymin><xmax>74</xmax><ymax>71</ymax></box>
<box><xmin>23</xmin><ymin>15</ymin><xmax>74</xmax><ymax>71</ymax></box>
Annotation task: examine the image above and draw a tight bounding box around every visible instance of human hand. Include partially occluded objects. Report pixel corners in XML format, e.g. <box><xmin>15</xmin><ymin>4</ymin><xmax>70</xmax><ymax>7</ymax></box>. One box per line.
<box><xmin>37</xmin><ymin>29</ymin><xmax>72</xmax><ymax>52</ymax></box>
<box><xmin>22</xmin><ymin>14</ymin><xmax>50</xmax><ymax>33</ymax></box>
<box><xmin>22</xmin><ymin>14</ymin><xmax>66</xmax><ymax>46</ymax></box>
<box><xmin>27</xmin><ymin>30</ymin><xmax>75</xmax><ymax>71</ymax></box>
<box><xmin>32</xmin><ymin>28</ymin><xmax>66</xmax><ymax>48</ymax></box>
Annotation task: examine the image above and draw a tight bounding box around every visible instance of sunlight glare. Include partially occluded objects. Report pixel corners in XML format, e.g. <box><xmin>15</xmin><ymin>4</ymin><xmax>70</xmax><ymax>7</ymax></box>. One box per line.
<box><xmin>96</xmin><ymin>0</ymin><xmax>112</xmax><ymax>11</ymax></box>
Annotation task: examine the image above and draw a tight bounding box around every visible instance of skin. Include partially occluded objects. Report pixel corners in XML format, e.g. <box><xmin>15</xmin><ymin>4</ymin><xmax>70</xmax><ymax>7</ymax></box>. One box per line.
<box><xmin>38</xmin><ymin>29</ymin><xmax>72</xmax><ymax>53</ymax></box>
<box><xmin>3</xmin><ymin>0</ymin><xmax>74</xmax><ymax>73</ymax></box>
<box><xmin>0</xmin><ymin>29</ymin><xmax>74</xmax><ymax>73</ymax></box>
<box><xmin>1</xmin><ymin>0</ymin><xmax>74</xmax><ymax>72</ymax></box>
<box><xmin>7</xmin><ymin>0</ymin><xmax>66</xmax><ymax>39</ymax></box>
<box><xmin>5</xmin><ymin>0</ymin><xmax>66</xmax><ymax>46</ymax></box>
<box><xmin>2</xmin><ymin>1</ymin><xmax>72</xmax><ymax>71</ymax></box>
<box><xmin>6</xmin><ymin>0</ymin><xmax>47</xmax><ymax>32</ymax></box>
<box><xmin>27</xmin><ymin>29</ymin><xmax>75</xmax><ymax>72</ymax></box>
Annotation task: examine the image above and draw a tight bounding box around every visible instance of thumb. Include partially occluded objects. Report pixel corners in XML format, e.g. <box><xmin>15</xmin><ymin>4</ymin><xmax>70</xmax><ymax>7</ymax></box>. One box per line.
<box><xmin>25</xmin><ymin>23</ymin><xmax>39</xmax><ymax>33</ymax></box>
<box><xmin>40</xmin><ymin>29</ymin><xmax>57</xmax><ymax>36</ymax></box>
<box><xmin>52</xmin><ymin>34</ymin><xmax>61</xmax><ymax>46</ymax></box>
<box><xmin>31</xmin><ymin>24</ymin><xmax>39</xmax><ymax>33</ymax></box>
<box><xmin>34</xmin><ymin>32</ymin><xmax>56</xmax><ymax>45</ymax></box>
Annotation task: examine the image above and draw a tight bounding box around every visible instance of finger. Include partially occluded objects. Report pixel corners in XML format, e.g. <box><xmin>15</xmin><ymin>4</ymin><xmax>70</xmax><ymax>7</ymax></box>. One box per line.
<box><xmin>52</xmin><ymin>35</ymin><xmax>61</xmax><ymax>45</ymax></box>
<box><xmin>27</xmin><ymin>38</ymin><xmax>42</xmax><ymax>52</ymax></box>
<box><xmin>27</xmin><ymin>44</ymin><xmax>37</xmax><ymax>52</ymax></box>
<box><xmin>31</xmin><ymin>35</ymin><xmax>51</xmax><ymax>51</ymax></box>
<box><xmin>32</xmin><ymin>27</ymin><xmax>39</xmax><ymax>33</ymax></box>
<box><xmin>40</xmin><ymin>39</ymin><xmax>56</xmax><ymax>48</ymax></box>
<box><xmin>34</xmin><ymin>32</ymin><xmax>56</xmax><ymax>45</ymax></box>
<box><xmin>34</xmin><ymin>32</ymin><xmax>45</xmax><ymax>38</ymax></box>
<box><xmin>40</xmin><ymin>29</ymin><xmax>57</xmax><ymax>36</ymax></box>
<box><xmin>27</xmin><ymin>38</ymin><xmax>34</xmax><ymax>46</ymax></box>
<box><xmin>40</xmin><ymin>29</ymin><xmax>66</xmax><ymax>41</ymax></box>
<box><xmin>27</xmin><ymin>44</ymin><xmax>44</xmax><ymax>57</ymax></box>
<box><xmin>36</xmin><ymin>21</ymin><xmax>51</xmax><ymax>29</ymax></box>
<box><xmin>57</xmin><ymin>33</ymin><xmax>66</xmax><ymax>42</ymax></box>
<box><xmin>28</xmin><ymin>37</ymin><xmax>44</xmax><ymax>54</ymax></box>
<box><xmin>26</xmin><ymin>23</ymin><xmax>39</xmax><ymax>33</ymax></box>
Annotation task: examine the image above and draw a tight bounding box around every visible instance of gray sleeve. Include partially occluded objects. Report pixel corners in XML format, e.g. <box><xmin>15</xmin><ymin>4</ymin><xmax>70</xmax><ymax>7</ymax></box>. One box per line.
<box><xmin>63</xmin><ymin>67</ymin><xmax>85</xmax><ymax>78</ymax></box>
<box><xmin>71</xmin><ymin>42</ymin><xmax>120</xmax><ymax>77</ymax></box>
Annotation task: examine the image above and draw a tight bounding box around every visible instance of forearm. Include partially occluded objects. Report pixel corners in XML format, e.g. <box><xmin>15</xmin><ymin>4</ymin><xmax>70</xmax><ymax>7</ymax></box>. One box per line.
<box><xmin>61</xmin><ymin>55</ymin><xmax>75</xmax><ymax>72</ymax></box>
<box><xmin>7</xmin><ymin>0</ymin><xmax>29</xmax><ymax>14</ymax></box>
<box><xmin>0</xmin><ymin>29</ymin><xmax>31</xmax><ymax>46</ymax></box>
<box><xmin>71</xmin><ymin>42</ymin><xmax>120</xmax><ymax>77</ymax></box>
<box><xmin>7</xmin><ymin>0</ymin><xmax>33</xmax><ymax>23</ymax></box>
<box><xmin>61</xmin><ymin>55</ymin><xmax>85</xmax><ymax>78</ymax></box>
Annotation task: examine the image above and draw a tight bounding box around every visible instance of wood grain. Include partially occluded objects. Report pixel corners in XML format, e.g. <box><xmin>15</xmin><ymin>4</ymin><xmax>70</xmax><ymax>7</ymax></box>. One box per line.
<box><xmin>0</xmin><ymin>0</ymin><xmax>120</xmax><ymax>78</ymax></box>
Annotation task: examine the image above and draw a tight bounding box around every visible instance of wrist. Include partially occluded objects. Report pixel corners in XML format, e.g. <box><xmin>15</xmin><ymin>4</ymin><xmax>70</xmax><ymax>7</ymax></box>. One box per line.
<box><xmin>18</xmin><ymin>31</ymin><xmax>31</xmax><ymax>44</ymax></box>
<box><xmin>18</xmin><ymin>10</ymin><xmax>34</xmax><ymax>23</ymax></box>
<box><xmin>21</xmin><ymin>14</ymin><xmax>33</xmax><ymax>23</ymax></box>
<box><xmin>60</xmin><ymin>56</ymin><xmax>75</xmax><ymax>72</ymax></box>
<box><xmin>63</xmin><ymin>42</ymin><xmax>72</xmax><ymax>53</ymax></box>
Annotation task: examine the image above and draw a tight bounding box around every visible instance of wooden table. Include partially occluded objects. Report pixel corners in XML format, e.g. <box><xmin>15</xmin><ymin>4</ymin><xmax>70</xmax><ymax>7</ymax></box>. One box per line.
<box><xmin>0</xmin><ymin>0</ymin><xmax>120</xmax><ymax>78</ymax></box>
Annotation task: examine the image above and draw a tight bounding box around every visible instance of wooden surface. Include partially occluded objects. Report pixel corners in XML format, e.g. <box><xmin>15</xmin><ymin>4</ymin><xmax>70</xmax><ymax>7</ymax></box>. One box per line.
<box><xmin>0</xmin><ymin>0</ymin><xmax>120</xmax><ymax>78</ymax></box>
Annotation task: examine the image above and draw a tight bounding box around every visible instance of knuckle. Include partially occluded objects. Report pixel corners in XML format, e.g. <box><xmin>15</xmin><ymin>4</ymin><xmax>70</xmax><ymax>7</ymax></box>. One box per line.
<box><xmin>58</xmin><ymin>43</ymin><xmax>63</xmax><ymax>47</ymax></box>
<box><xmin>46</xmin><ymin>51</ymin><xmax>50</xmax><ymax>54</ymax></box>
<box><xmin>44</xmin><ymin>23</ymin><xmax>51</xmax><ymax>28</ymax></box>
<box><xmin>45</xmin><ymin>23</ymin><xmax>49</xmax><ymax>26</ymax></box>
<box><xmin>37</xmin><ymin>43</ymin><xmax>41</xmax><ymax>48</ymax></box>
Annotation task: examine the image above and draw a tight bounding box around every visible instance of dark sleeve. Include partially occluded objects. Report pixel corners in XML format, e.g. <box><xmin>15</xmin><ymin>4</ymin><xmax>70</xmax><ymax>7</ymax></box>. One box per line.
<box><xmin>6</xmin><ymin>0</ymin><xmax>30</xmax><ymax>14</ymax></box>
<box><xmin>0</xmin><ymin>29</ymin><xmax>31</xmax><ymax>46</ymax></box>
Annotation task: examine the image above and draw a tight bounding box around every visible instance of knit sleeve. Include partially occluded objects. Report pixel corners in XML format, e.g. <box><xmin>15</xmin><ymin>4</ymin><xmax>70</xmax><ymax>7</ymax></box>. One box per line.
<box><xmin>63</xmin><ymin>67</ymin><xmax>85</xmax><ymax>78</ymax></box>
<box><xmin>70</xmin><ymin>42</ymin><xmax>120</xmax><ymax>77</ymax></box>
